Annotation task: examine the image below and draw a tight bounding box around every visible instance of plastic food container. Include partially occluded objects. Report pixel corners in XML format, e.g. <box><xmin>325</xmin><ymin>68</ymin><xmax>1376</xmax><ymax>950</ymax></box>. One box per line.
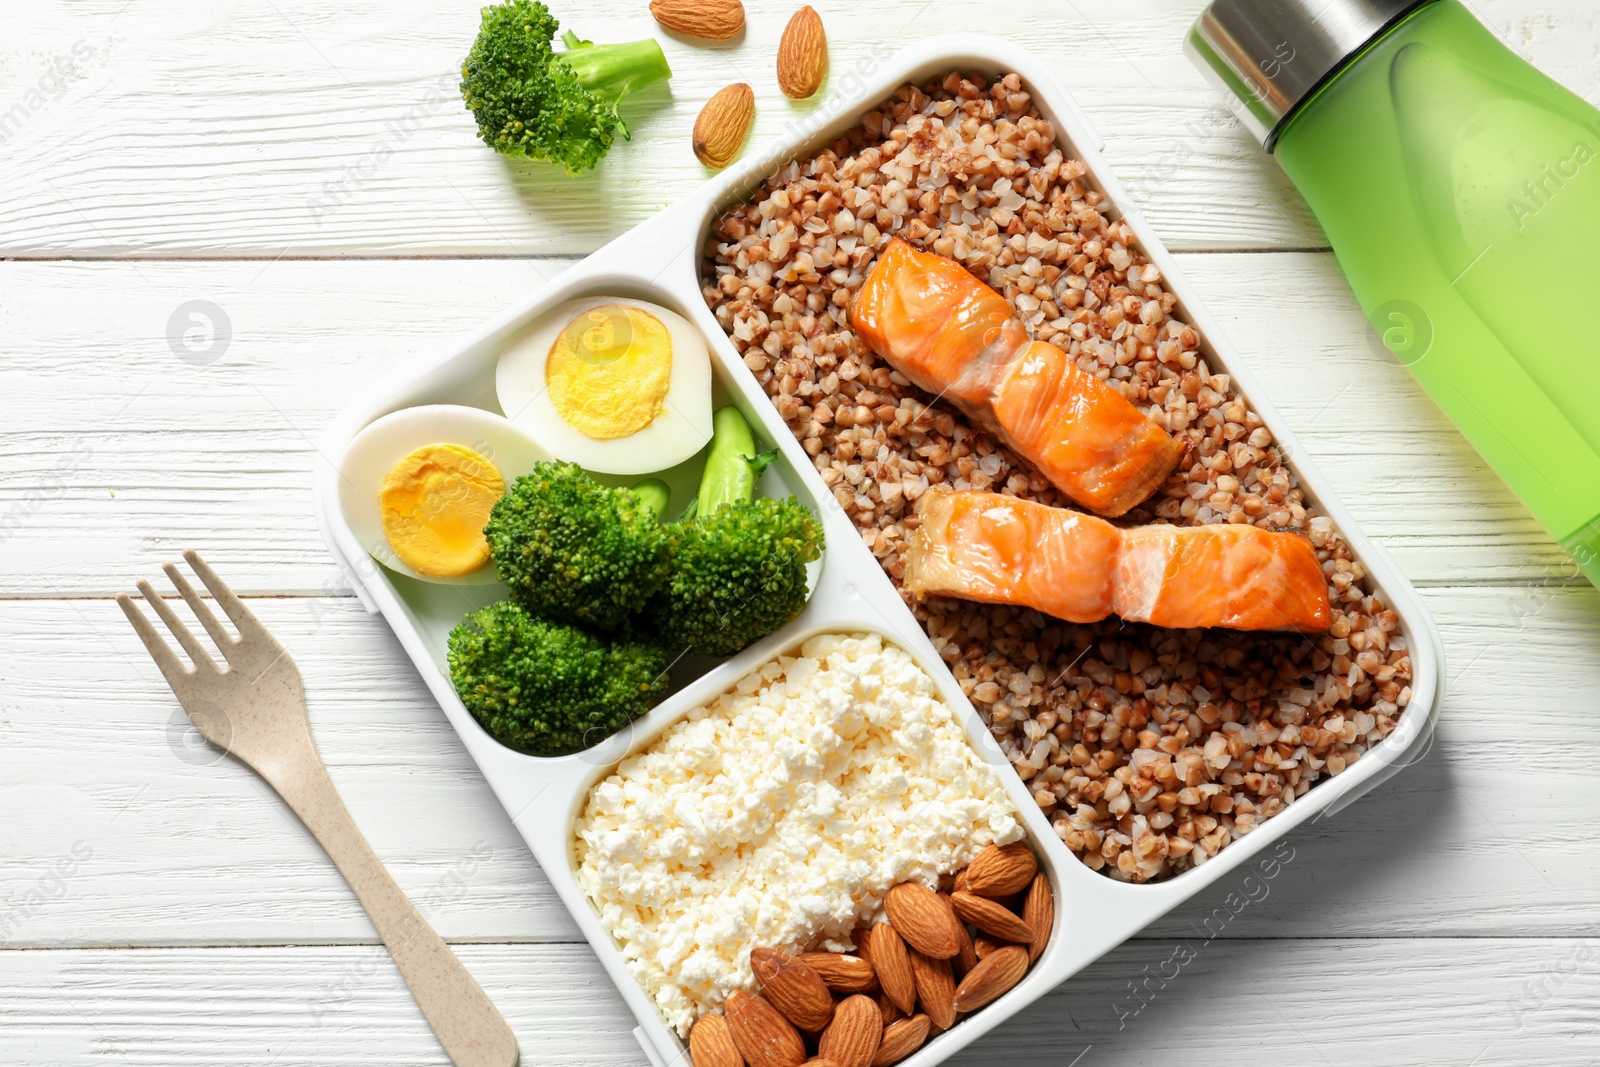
<box><xmin>313</xmin><ymin>36</ymin><xmax>1445</xmax><ymax>1067</ymax></box>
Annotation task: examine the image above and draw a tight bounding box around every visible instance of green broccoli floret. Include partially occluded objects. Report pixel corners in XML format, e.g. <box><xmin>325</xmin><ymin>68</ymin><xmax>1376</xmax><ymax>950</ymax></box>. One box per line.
<box><xmin>651</xmin><ymin>496</ymin><xmax>824</xmax><ymax>656</ymax></box>
<box><xmin>460</xmin><ymin>0</ymin><xmax>672</xmax><ymax>174</ymax></box>
<box><xmin>485</xmin><ymin>461</ymin><xmax>669</xmax><ymax>632</ymax></box>
<box><xmin>448</xmin><ymin>600</ymin><xmax>669</xmax><ymax>756</ymax></box>
<box><xmin>647</xmin><ymin>408</ymin><xmax>824</xmax><ymax>656</ymax></box>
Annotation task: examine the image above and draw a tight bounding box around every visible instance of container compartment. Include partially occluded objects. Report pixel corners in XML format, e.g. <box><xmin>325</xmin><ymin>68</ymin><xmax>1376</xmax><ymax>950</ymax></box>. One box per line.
<box><xmin>318</xmin><ymin>276</ymin><xmax>827</xmax><ymax>704</ymax></box>
<box><xmin>688</xmin><ymin>48</ymin><xmax>1443</xmax><ymax>890</ymax></box>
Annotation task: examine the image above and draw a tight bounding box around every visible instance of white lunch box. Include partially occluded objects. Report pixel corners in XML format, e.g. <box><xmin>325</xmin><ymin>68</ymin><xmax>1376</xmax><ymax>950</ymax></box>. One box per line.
<box><xmin>313</xmin><ymin>35</ymin><xmax>1445</xmax><ymax>1067</ymax></box>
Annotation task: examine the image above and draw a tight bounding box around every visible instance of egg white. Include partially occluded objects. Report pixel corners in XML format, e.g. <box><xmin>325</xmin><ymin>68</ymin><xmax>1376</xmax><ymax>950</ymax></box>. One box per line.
<box><xmin>496</xmin><ymin>296</ymin><xmax>715</xmax><ymax>476</ymax></box>
<box><xmin>337</xmin><ymin>405</ymin><xmax>551</xmax><ymax>584</ymax></box>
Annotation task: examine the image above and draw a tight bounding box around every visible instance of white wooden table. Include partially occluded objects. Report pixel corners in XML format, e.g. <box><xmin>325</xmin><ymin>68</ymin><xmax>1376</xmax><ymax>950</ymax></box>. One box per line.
<box><xmin>5</xmin><ymin>1</ymin><xmax>1600</xmax><ymax>1063</ymax></box>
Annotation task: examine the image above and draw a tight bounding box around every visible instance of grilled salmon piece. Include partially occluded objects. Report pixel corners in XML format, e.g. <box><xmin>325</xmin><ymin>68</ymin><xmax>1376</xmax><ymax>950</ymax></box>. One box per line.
<box><xmin>905</xmin><ymin>488</ymin><xmax>1331</xmax><ymax>633</ymax></box>
<box><xmin>1117</xmin><ymin>523</ymin><xmax>1332</xmax><ymax>632</ymax></box>
<box><xmin>991</xmin><ymin>341</ymin><xmax>1186</xmax><ymax>517</ymax></box>
<box><xmin>906</xmin><ymin>484</ymin><xmax>1121</xmax><ymax>623</ymax></box>
<box><xmin>850</xmin><ymin>236</ymin><xmax>1025</xmax><ymax>409</ymax></box>
<box><xmin>850</xmin><ymin>238</ymin><xmax>1179</xmax><ymax>516</ymax></box>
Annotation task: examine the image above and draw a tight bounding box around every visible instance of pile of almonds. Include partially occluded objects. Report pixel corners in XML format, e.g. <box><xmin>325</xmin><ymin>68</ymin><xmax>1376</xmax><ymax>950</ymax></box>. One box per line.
<box><xmin>668</xmin><ymin>0</ymin><xmax>830</xmax><ymax>168</ymax></box>
<box><xmin>688</xmin><ymin>842</ymin><xmax>1052</xmax><ymax>1067</ymax></box>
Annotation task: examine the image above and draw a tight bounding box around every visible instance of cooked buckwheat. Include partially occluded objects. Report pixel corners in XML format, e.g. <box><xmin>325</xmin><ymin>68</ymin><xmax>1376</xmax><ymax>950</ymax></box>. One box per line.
<box><xmin>700</xmin><ymin>71</ymin><xmax>1411</xmax><ymax>882</ymax></box>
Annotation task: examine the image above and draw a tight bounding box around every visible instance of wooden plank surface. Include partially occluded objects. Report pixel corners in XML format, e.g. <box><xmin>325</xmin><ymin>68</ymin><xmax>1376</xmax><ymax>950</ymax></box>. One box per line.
<box><xmin>1</xmin><ymin>939</ymin><xmax>1595</xmax><ymax>1066</ymax></box>
<box><xmin>3</xmin><ymin>1</ymin><xmax>1599</xmax><ymax>256</ymax></box>
<box><xmin>8</xmin><ymin>2</ymin><xmax>1600</xmax><ymax>1064</ymax></box>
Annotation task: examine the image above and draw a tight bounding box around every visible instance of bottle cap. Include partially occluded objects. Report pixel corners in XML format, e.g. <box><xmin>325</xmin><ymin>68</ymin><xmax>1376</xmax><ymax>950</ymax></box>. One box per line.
<box><xmin>1186</xmin><ymin>0</ymin><xmax>1428</xmax><ymax>149</ymax></box>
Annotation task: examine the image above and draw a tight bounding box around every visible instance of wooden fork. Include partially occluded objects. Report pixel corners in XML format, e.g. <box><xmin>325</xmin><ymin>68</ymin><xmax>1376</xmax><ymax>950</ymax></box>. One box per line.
<box><xmin>117</xmin><ymin>550</ymin><xmax>519</xmax><ymax>1067</ymax></box>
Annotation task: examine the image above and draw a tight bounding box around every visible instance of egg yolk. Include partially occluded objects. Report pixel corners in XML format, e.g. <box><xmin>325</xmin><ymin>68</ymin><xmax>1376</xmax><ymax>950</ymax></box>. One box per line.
<box><xmin>545</xmin><ymin>304</ymin><xmax>673</xmax><ymax>440</ymax></box>
<box><xmin>379</xmin><ymin>444</ymin><xmax>505</xmax><ymax>578</ymax></box>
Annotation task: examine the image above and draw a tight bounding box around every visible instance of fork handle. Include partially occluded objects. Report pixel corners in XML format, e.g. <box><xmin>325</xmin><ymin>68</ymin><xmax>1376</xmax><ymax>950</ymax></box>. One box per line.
<box><xmin>270</xmin><ymin>758</ymin><xmax>520</xmax><ymax>1067</ymax></box>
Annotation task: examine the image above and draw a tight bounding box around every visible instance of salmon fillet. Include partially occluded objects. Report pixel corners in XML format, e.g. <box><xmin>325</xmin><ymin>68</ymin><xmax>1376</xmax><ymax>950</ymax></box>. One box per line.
<box><xmin>905</xmin><ymin>488</ymin><xmax>1331</xmax><ymax>632</ymax></box>
<box><xmin>906</xmin><ymin>483</ymin><xmax>1122</xmax><ymax>623</ymax></box>
<box><xmin>991</xmin><ymin>341</ymin><xmax>1187</xmax><ymax>516</ymax></box>
<box><xmin>850</xmin><ymin>236</ymin><xmax>1026</xmax><ymax>409</ymax></box>
<box><xmin>850</xmin><ymin>238</ymin><xmax>1181</xmax><ymax>516</ymax></box>
<box><xmin>1117</xmin><ymin>524</ymin><xmax>1333</xmax><ymax>632</ymax></box>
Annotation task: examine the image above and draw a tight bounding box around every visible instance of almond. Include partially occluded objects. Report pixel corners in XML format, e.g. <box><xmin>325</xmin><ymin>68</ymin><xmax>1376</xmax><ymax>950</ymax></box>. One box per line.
<box><xmin>725</xmin><ymin>990</ymin><xmax>806</xmax><ymax>1067</ymax></box>
<box><xmin>883</xmin><ymin>883</ymin><xmax>961</xmax><ymax>960</ymax></box>
<box><xmin>971</xmin><ymin>931</ymin><xmax>1010</xmax><ymax>959</ymax></box>
<box><xmin>953</xmin><ymin>923</ymin><xmax>978</xmax><ymax>981</ymax></box>
<box><xmin>867</xmin><ymin>922</ymin><xmax>916</xmax><ymax>1015</ymax></box>
<box><xmin>751</xmin><ymin>948</ymin><xmax>835</xmax><ymax>1032</ymax></box>
<box><xmin>693</xmin><ymin>83</ymin><xmax>755</xmax><ymax>170</ymax></box>
<box><xmin>803</xmin><ymin>1061</ymin><xmax>843</xmax><ymax>1067</ymax></box>
<box><xmin>874</xmin><ymin>989</ymin><xmax>903</xmax><ymax>1026</ymax></box>
<box><xmin>798</xmin><ymin>952</ymin><xmax>879</xmax><ymax>995</ymax></box>
<box><xmin>776</xmin><ymin>6</ymin><xmax>827</xmax><ymax>99</ymax></box>
<box><xmin>953</xmin><ymin>868</ymin><xmax>971</xmax><ymax>895</ymax></box>
<box><xmin>650</xmin><ymin>0</ymin><xmax>745</xmax><ymax>40</ymax></box>
<box><xmin>950</xmin><ymin>891</ymin><xmax>1037</xmax><ymax>944</ymax></box>
<box><xmin>964</xmin><ymin>842</ymin><xmax>1037</xmax><ymax>898</ymax></box>
<box><xmin>1022</xmin><ymin>872</ymin><xmax>1053</xmax><ymax>963</ymax></box>
<box><xmin>952</xmin><ymin>945</ymin><xmax>1029</xmax><ymax>1013</ymax></box>
<box><xmin>816</xmin><ymin>994</ymin><xmax>883</xmax><ymax>1067</ymax></box>
<box><xmin>690</xmin><ymin>1013</ymin><xmax>745</xmax><ymax>1067</ymax></box>
<box><xmin>850</xmin><ymin>925</ymin><xmax>875</xmax><ymax>969</ymax></box>
<box><xmin>869</xmin><ymin>1014</ymin><xmax>930</xmax><ymax>1067</ymax></box>
<box><xmin>907</xmin><ymin>949</ymin><xmax>956</xmax><ymax>1031</ymax></box>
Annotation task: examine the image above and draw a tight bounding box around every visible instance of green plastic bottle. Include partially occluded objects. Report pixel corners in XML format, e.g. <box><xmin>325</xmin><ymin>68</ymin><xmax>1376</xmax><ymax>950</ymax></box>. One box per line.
<box><xmin>1189</xmin><ymin>0</ymin><xmax>1600</xmax><ymax>587</ymax></box>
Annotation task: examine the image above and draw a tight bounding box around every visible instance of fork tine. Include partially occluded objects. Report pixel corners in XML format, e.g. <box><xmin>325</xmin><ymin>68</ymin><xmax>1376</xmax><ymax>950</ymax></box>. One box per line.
<box><xmin>116</xmin><ymin>592</ymin><xmax>190</xmax><ymax>691</ymax></box>
<box><xmin>138</xmin><ymin>579</ymin><xmax>217</xmax><ymax>672</ymax></box>
<box><xmin>164</xmin><ymin>562</ymin><xmax>237</xmax><ymax>655</ymax></box>
<box><xmin>182</xmin><ymin>549</ymin><xmax>265</xmax><ymax>639</ymax></box>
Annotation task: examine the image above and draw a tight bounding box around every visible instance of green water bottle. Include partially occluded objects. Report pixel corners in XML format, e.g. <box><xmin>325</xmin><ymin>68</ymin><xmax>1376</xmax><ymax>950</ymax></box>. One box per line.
<box><xmin>1188</xmin><ymin>0</ymin><xmax>1600</xmax><ymax>588</ymax></box>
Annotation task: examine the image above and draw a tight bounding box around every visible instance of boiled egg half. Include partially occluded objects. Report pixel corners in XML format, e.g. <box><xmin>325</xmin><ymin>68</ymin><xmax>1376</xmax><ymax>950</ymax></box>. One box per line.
<box><xmin>338</xmin><ymin>405</ymin><xmax>550</xmax><ymax>583</ymax></box>
<box><xmin>496</xmin><ymin>296</ymin><xmax>714</xmax><ymax>475</ymax></box>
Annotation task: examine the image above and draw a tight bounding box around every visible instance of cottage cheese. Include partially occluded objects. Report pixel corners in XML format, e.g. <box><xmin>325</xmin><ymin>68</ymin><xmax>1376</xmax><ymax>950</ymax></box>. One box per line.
<box><xmin>572</xmin><ymin>632</ymin><xmax>1023</xmax><ymax>1035</ymax></box>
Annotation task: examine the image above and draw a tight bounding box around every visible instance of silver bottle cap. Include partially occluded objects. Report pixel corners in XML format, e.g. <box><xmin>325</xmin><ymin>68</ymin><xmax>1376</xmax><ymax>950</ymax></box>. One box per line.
<box><xmin>1186</xmin><ymin>0</ymin><xmax>1429</xmax><ymax>149</ymax></box>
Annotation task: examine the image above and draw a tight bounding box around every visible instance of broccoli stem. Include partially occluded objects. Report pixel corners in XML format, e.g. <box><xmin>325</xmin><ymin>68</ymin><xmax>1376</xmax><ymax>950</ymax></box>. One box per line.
<box><xmin>696</xmin><ymin>407</ymin><xmax>778</xmax><ymax>516</ymax></box>
<box><xmin>631</xmin><ymin>478</ymin><xmax>671</xmax><ymax>521</ymax></box>
<box><xmin>557</xmin><ymin>35</ymin><xmax>672</xmax><ymax>107</ymax></box>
